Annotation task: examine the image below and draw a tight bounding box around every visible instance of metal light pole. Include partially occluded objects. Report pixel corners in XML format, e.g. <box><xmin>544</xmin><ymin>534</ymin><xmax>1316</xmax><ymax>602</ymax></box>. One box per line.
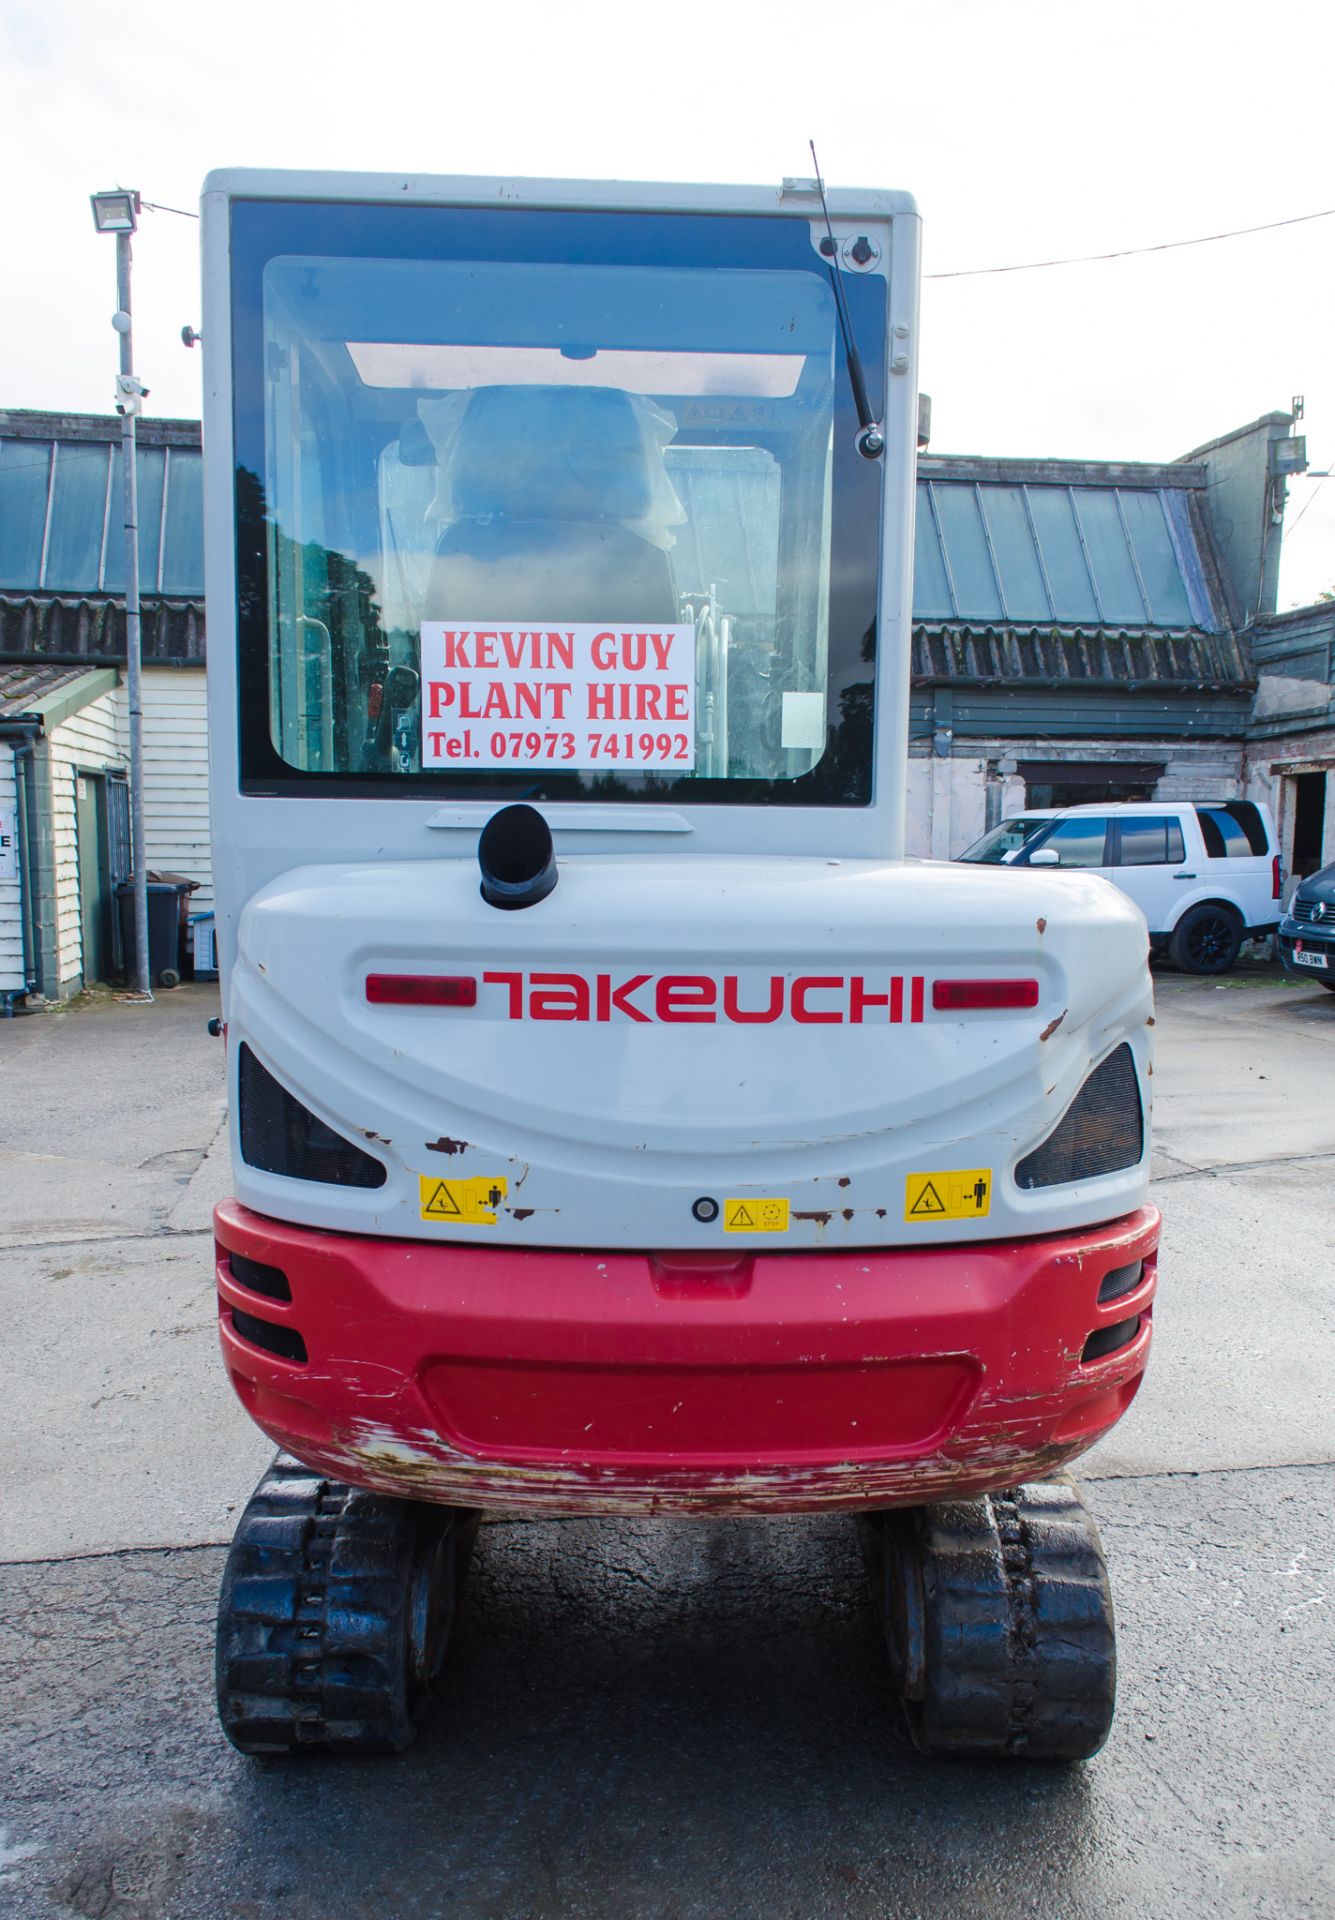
<box><xmin>90</xmin><ymin>189</ymin><xmax>152</xmax><ymax>1000</ymax></box>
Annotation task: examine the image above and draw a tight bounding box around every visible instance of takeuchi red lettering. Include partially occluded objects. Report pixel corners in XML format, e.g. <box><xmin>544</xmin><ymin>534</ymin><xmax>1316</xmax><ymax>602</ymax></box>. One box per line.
<box><xmin>791</xmin><ymin>976</ymin><xmax>844</xmax><ymax>1024</ymax></box>
<box><xmin>476</xmin><ymin>972</ymin><xmax>931</xmax><ymax>1024</ymax></box>
<box><xmin>528</xmin><ymin>972</ymin><xmax>590</xmax><ymax>1021</ymax></box>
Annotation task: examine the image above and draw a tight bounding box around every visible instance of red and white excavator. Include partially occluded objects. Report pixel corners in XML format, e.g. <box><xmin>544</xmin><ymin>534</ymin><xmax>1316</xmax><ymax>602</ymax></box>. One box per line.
<box><xmin>201</xmin><ymin>166</ymin><xmax>1158</xmax><ymax>1760</ymax></box>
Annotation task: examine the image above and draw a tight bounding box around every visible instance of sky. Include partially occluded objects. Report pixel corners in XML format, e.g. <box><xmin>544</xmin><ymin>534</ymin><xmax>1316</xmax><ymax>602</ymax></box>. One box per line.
<box><xmin>4</xmin><ymin>0</ymin><xmax>1333</xmax><ymax>607</ymax></box>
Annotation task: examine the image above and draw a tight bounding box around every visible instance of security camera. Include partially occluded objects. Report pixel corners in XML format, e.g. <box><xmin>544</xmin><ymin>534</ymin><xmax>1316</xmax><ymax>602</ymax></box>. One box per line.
<box><xmin>114</xmin><ymin>373</ymin><xmax>149</xmax><ymax>417</ymax></box>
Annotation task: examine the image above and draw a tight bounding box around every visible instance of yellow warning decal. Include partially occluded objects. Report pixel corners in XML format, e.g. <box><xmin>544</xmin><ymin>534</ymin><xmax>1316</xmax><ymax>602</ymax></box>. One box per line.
<box><xmin>418</xmin><ymin>1174</ymin><xmax>508</xmax><ymax>1225</ymax></box>
<box><xmin>724</xmin><ymin>1197</ymin><xmax>790</xmax><ymax>1233</ymax></box>
<box><xmin>904</xmin><ymin>1169</ymin><xmax>992</xmax><ymax>1222</ymax></box>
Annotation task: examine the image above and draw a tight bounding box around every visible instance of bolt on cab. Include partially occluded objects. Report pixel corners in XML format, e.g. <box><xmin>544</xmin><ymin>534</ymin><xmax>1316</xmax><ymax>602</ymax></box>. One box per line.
<box><xmin>202</xmin><ymin>170</ymin><xmax>1158</xmax><ymax>1761</ymax></box>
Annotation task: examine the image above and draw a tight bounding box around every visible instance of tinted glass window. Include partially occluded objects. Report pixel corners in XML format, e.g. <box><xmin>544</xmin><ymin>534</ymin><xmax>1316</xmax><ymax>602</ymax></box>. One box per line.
<box><xmin>1026</xmin><ymin>817</ymin><xmax>1109</xmax><ymax>867</ymax></box>
<box><xmin>1119</xmin><ymin>490</ymin><xmax>1193</xmax><ymax>626</ymax></box>
<box><xmin>912</xmin><ymin>491</ymin><xmax>953</xmax><ymax>618</ymax></box>
<box><xmin>159</xmin><ymin>450</ymin><xmax>204</xmax><ymax>594</ymax></box>
<box><xmin>913</xmin><ymin>482</ymin><xmax>1204</xmax><ymax>629</ymax></box>
<box><xmin>931</xmin><ymin>483</ymin><xmax>1001</xmax><ymax>619</ymax></box>
<box><xmin>1116</xmin><ymin>817</ymin><xmax>1186</xmax><ymax>866</ymax></box>
<box><xmin>978</xmin><ymin>485</ymin><xmax>1050</xmax><ymax>618</ymax></box>
<box><xmin>1072</xmin><ymin>489</ymin><xmax>1146</xmax><ymax>624</ymax></box>
<box><xmin>1025</xmin><ymin>487</ymin><xmax>1099</xmax><ymax>623</ymax></box>
<box><xmin>0</xmin><ymin>440</ymin><xmax>51</xmax><ymax>588</ymax></box>
<box><xmin>1222</xmin><ymin>800</ymin><xmax>1268</xmax><ymax>854</ymax></box>
<box><xmin>1197</xmin><ymin>805</ymin><xmax>1267</xmax><ymax>858</ymax></box>
<box><xmin>44</xmin><ymin>443</ymin><xmax>110</xmax><ymax>591</ymax></box>
<box><xmin>103</xmin><ymin>447</ymin><xmax>166</xmax><ymax>595</ymax></box>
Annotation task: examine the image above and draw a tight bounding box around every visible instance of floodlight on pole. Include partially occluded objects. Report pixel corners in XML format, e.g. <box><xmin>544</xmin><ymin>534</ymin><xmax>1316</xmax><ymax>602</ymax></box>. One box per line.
<box><xmin>90</xmin><ymin>187</ymin><xmax>152</xmax><ymax>1000</ymax></box>
<box><xmin>90</xmin><ymin>189</ymin><xmax>139</xmax><ymax>235</ymax></box>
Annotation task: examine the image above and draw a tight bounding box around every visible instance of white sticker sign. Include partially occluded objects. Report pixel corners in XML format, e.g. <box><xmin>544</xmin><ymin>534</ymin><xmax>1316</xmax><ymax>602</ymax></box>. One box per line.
<box><xmin>0</xmin><ymin>812</ymin><xmax>16</xmax><ymax>885</ymax></box>
<box><xmin>420</xmin><ymin>622</ymin><xmax>696</xmax><ymax>772</ymax></box>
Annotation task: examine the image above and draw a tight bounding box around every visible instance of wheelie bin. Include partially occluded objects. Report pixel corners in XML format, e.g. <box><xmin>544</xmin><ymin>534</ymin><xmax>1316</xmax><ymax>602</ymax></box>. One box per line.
<box><xmin>115</xmin><ymin>878</ymin><xmax>192</xmax><ymax>988</ymax></box>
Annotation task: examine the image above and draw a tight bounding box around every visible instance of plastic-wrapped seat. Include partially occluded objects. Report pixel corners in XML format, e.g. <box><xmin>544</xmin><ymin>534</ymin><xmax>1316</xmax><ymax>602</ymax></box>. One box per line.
<box><xmin>423</xmin><ymin>386</ymin><xmax>680</xmax><ymax>624</ymax></box>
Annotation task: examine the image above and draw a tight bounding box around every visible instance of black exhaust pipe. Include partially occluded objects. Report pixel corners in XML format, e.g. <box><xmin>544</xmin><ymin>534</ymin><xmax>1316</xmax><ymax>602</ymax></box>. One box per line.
<box><xmin>478</xmin><ymin>803</ymin><xmax>558</xmax><ymax>911</ymax></box>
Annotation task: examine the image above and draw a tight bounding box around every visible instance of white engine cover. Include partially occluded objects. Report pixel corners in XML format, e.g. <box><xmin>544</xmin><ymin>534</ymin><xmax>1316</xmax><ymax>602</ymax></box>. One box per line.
<box><xmin>227</xmin><ymin>854</ymin><xmax>1153</xmax><ymax>1249</ymax></box>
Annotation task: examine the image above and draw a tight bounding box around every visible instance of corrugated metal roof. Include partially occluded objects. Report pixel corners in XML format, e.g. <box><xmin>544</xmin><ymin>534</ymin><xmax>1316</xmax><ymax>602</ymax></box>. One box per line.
<box><xmin>0</xmin><ymin>594</ymin><xmax>205</xmax><ymax>666</ymax></box>
<box><xmin>912</xmin><ymin>479</ymin><xmax>1216</xmax><ymax>631</ymax></box>
<box><xmin>0</xmin><ymin>660</ymin><xmax>103</xmax><ymax>718</ymax></box>
<box><xmin>911</xmin><ymin>622</ymin><xmax>1253</xmax><ymax>690</ymax></box>
<box><xmin>0</xmin><ymin>412</ymin><xmax>1250</xmax><ymax>695</ymax></box>
<box><xmin>0</xmin><ymin>408</ymin><xmax>202</xmax><ymax>448</ymax></box>
<box><xmin>1255</xmin><ymin>601</ymin><xmax>1335</xmax><ymax>648</ymax></box>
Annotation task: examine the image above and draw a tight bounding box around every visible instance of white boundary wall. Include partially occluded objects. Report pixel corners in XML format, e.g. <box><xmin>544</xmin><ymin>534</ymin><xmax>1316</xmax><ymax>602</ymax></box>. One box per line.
<box><xmin>41</xmin><ymin>666</ymin><xmax>212</xmax><ymax>995</ymax></box>
<box><xmin>141</xmin><ymin>667</ymin><xmax>212</xmax><ymax>915</ymax></box>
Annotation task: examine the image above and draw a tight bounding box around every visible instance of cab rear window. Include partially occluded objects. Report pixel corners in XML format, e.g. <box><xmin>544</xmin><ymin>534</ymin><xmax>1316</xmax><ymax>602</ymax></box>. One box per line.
<box><xmin>229</xmin><ymin>200</ymin><xmax>886</xmax><ymax>807</ymax></box>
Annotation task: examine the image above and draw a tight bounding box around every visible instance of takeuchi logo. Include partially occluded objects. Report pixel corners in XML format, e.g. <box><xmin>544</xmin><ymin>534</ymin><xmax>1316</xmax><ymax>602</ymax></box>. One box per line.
<box><xmin>479</xmin><ymin>971</ymin><xmax>927</xmax><ymax>1025</ymax></box>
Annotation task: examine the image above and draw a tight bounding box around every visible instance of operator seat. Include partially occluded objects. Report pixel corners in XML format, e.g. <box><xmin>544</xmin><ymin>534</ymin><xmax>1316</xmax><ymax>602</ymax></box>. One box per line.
<box><xmin>424</xmin><ymin>385</ymin><xmax>679</xmax><ymax>623</ymax></box>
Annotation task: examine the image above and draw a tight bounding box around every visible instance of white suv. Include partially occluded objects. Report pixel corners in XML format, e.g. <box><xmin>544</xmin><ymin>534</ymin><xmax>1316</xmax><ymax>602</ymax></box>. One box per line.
<box><xmin>958</xmin><ymin>801</ymin><xmax>1281</xmax><ymax>974</ymax></box>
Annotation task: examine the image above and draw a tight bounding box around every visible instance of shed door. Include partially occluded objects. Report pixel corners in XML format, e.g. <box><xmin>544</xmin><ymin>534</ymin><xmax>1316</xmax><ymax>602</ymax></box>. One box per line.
<box><xmin>76</xmin><ymin>773</ymin><xmax>110</xmax><ymax>985</ymax></box>
<box><xmin>105</xmin><ymin>773</ymin><xmax>131</xmax><ymax>975</ymax></box>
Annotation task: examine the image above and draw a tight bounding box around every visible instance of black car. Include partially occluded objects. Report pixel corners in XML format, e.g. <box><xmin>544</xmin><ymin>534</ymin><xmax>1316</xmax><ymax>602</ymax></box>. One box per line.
<box><xmin>1277</xmin><ymin>861</ymin><xmax>1335</xmax><ymax>990</ymax></box>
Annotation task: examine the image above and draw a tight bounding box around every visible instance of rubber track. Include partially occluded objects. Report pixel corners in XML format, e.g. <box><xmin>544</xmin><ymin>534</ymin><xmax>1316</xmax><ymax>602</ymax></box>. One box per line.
<box><xmin>914</xmin><ymin>1480</ymin><xmax>1117</xmax><ymax>1762</ymax></box>
<box><xmin>216</xmin><ymin>1454</ymin><xmax>426</xmax><ymax>1755</ymax></box>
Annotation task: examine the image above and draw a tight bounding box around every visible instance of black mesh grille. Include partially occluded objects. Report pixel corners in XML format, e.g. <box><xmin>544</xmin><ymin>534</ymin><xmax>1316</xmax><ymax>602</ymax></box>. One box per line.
<box><xmin>238</xmin><ymin>1045</ymin><xmax>386</xmax><ymax>1188</ymax></box>
<box><xmin>227</xmin><ymin>1252</ymin><xmax>292</xmax><ymax>1301</ymax></box>
<box><xmin>1082</xmin><ymin>1316</ymin><xmax>1141</xmax><ymax>1363</ymax></box>
<box><xmin>1097</xmin><ymin>1259</ymin><xmax>1143</xmax><ymax>1304</ymax></box>
<box><xmin>231</xmin><ymin>1307</ymin><xmax>309</xmax><ymax>1365</ymax></box>
<box><xmin>1016</xmin><ymin>1044</ymin><xmax>1143</xmax><ymax>1190</ymax></box>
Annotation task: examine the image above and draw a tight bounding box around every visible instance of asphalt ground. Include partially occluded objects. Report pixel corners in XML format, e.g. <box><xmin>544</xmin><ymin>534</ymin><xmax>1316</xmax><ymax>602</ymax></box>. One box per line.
<box><xmin>1</xmin><ymin>967</ymin><xmax>1333</xmax><ymax>1919</ymax></box>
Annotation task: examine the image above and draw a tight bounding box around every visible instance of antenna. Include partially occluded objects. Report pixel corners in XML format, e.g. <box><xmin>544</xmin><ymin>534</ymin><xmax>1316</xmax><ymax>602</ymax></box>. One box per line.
<box><xmin>809</xmin><ymin>141</ymin><xmax>883</xmax><ymax>459</ymax></box>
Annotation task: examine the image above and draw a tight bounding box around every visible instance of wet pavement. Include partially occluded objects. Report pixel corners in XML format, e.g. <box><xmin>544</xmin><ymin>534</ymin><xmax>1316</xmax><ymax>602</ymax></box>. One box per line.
<box><xmin>1</xmin><ymin>969</ymin><xmax>1333</xmax><ymax>1918</ymax></box>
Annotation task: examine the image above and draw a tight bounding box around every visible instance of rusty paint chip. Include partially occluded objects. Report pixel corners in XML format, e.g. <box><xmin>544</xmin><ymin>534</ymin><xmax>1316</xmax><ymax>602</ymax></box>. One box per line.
<box><xmin>1036</xmin><ymin>917</ymin><xmax>1047</xmax><ymax>935</ymax></box>
<box><xmin>837</xmin><ymin>1176</ymin><xmax>851</xmax><ymax>1189</ymax></box>
<box><xmin>426</xmin><ymin>1136</ymin><xmax>470</xmax><ymax>1156</ymax></box>
<box><xmin>1039</xmin><ymin>1011</ymin><xmax>1067</xmax><ymax>1042</ymax></box>
<box><xmin>793</xmin><ymin>1209</ymin><xmax>833</xmax><ymax>1226</ymax></box>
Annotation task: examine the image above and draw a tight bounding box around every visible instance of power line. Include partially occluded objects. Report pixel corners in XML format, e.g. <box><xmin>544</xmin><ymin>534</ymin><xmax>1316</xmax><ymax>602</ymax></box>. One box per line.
<box><xmin>137</xmin><ymin>193</ymin><xmax>1334</xmax><ymax>259</ymax></box>
<box><xmin>1283</xmin><ymin>468</ymin><xmax>1333</xmax><ymax>541</ymax></box>
<box><xmin>925</xmin><ymin>205</ymin><xmax>1335</xmax><ymax>280</ymax></box>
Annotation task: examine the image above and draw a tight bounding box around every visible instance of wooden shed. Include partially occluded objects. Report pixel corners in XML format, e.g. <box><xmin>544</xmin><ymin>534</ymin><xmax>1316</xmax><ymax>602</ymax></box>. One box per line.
<box><xmin>0</xmin><ymin>410</ymin><xmax>209</xmax><ymax>1004</ymax></box>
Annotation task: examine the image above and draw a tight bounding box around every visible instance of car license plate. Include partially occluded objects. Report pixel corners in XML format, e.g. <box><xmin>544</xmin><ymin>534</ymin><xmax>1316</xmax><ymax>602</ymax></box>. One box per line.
<box><xmin>1294</xmin><ymin>949</ymin><xmax>1328</xmax><ymax>969</ymax></box>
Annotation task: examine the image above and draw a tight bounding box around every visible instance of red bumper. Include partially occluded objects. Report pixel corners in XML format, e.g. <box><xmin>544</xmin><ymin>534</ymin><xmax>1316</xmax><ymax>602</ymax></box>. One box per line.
<box><xmin>215</xmin><ymin>1199</ymin><xmax>1159</xmax><ymax>1516</ymax></box>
